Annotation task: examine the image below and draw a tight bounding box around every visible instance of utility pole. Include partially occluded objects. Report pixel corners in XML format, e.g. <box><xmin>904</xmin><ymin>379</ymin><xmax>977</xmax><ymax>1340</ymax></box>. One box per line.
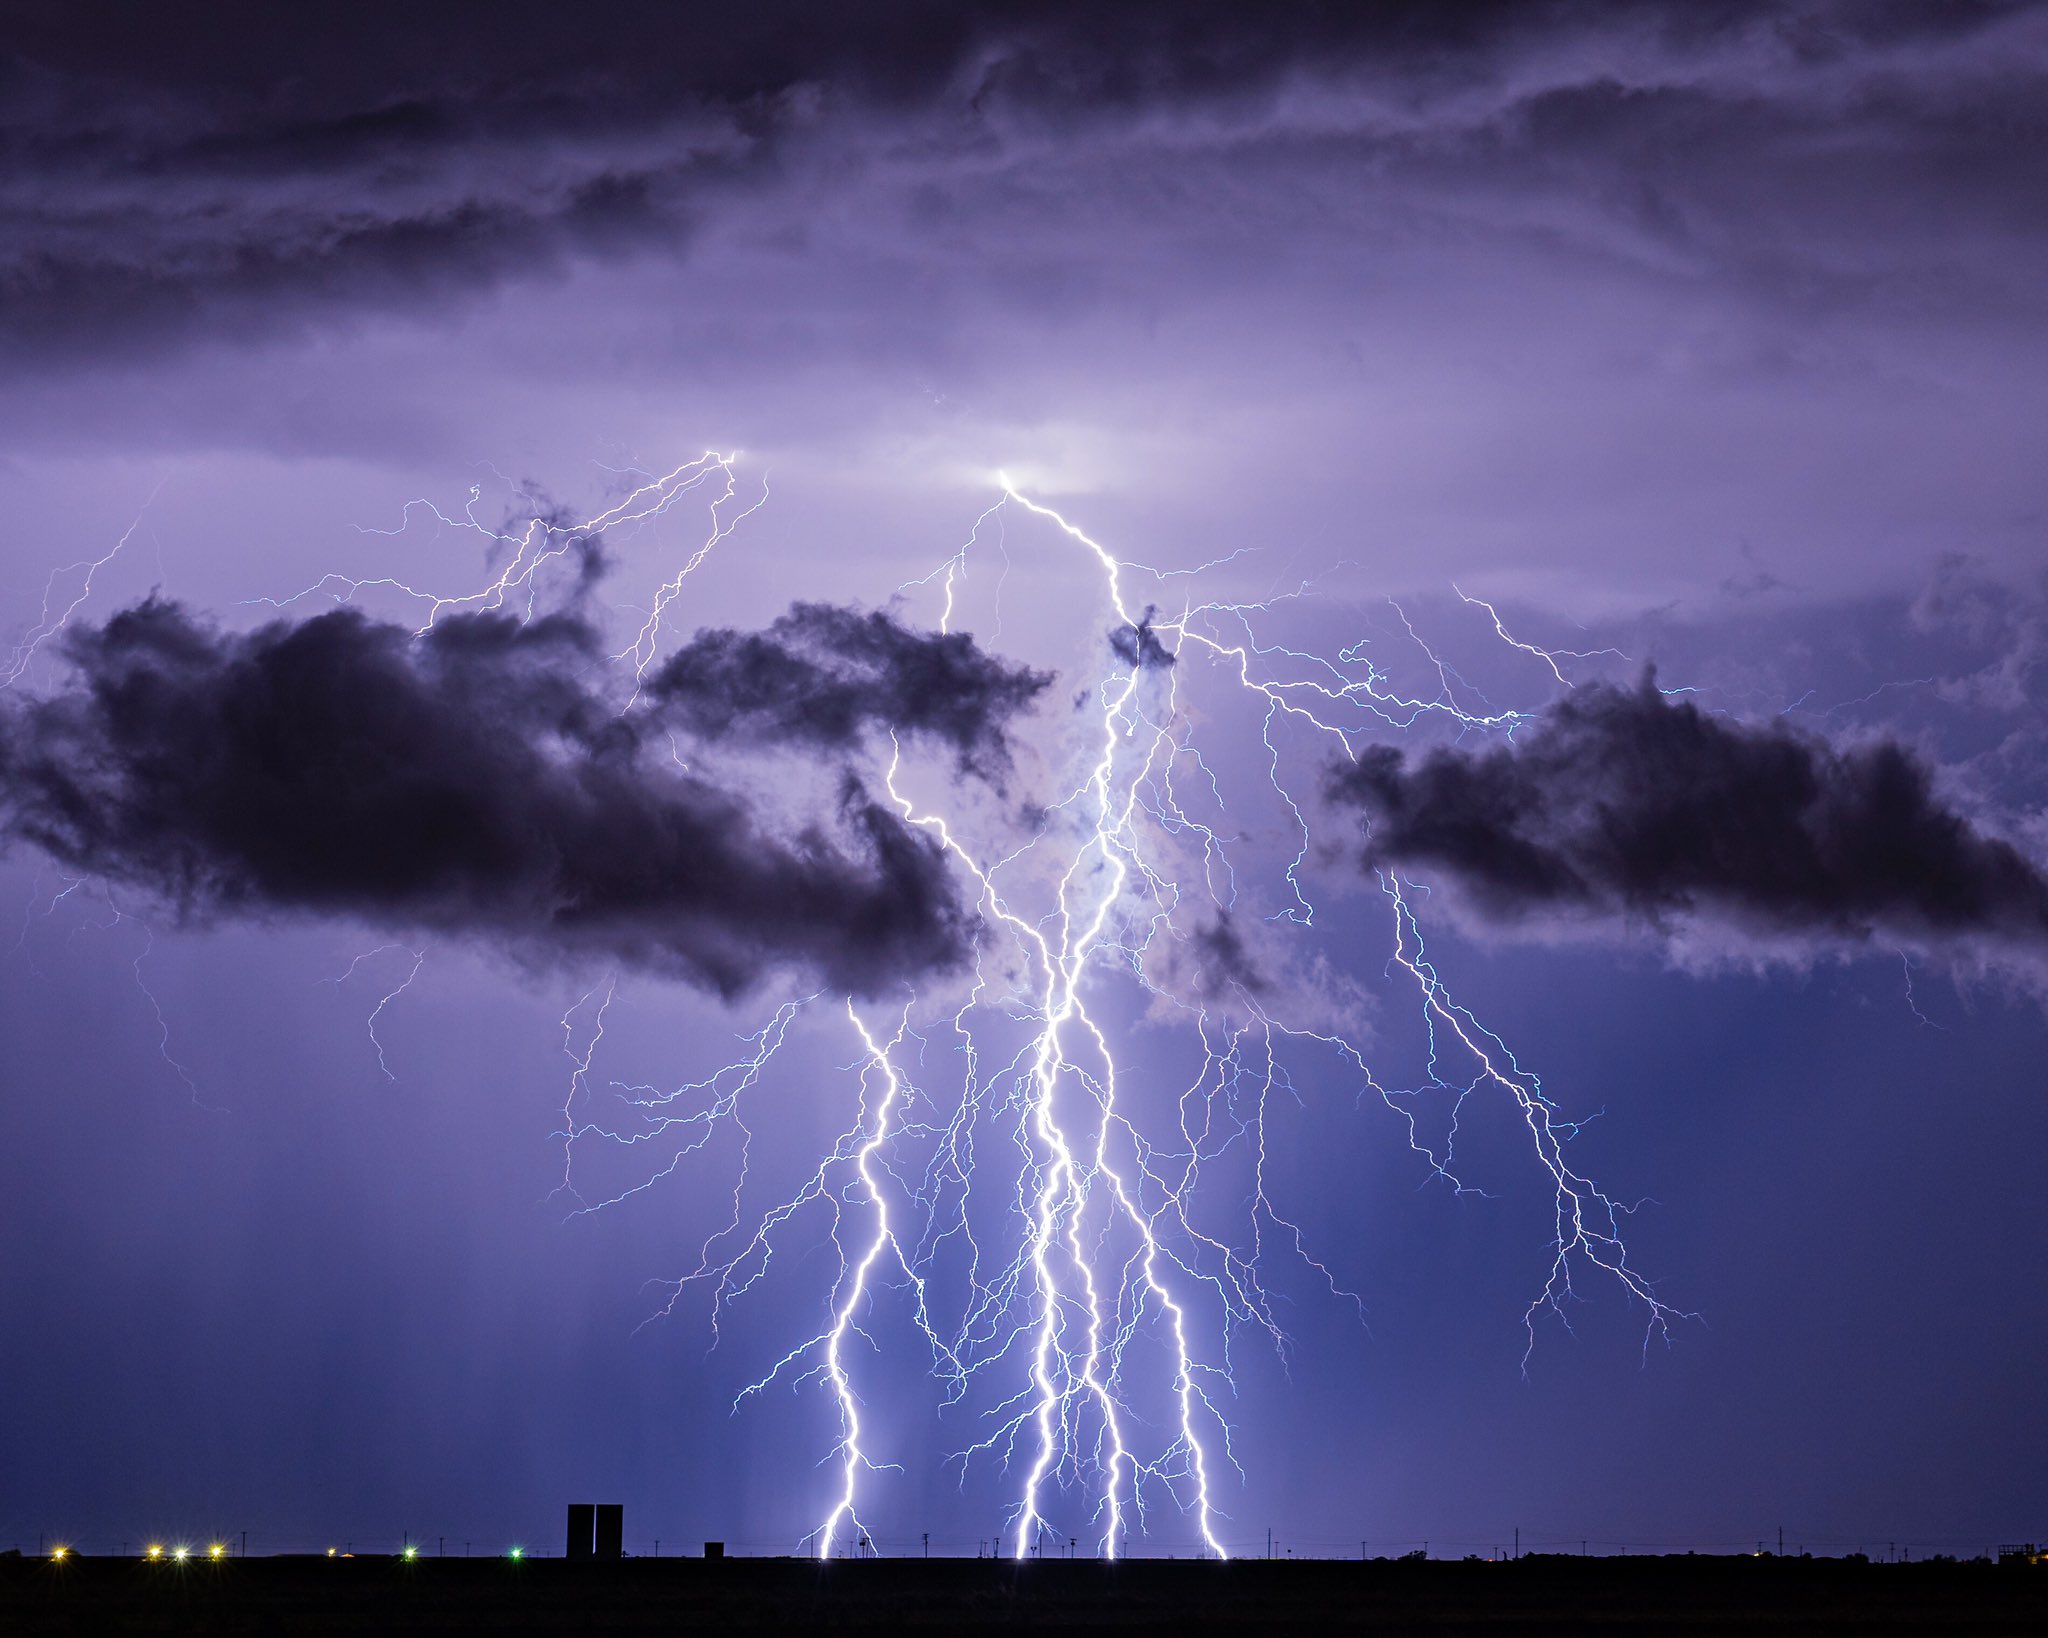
<box><xmin>923</xmin><ymin>1533</ymin><xmax>929</xmax><ymax>1559</ymax></box>
<box><xmin>1778</xmin><ymin>1527</ymin><xmax>1783</xmax><ymax>1557</ymax></box>
<box><xmin>1266</xmin><ymin>1527</ymin><xmax>1272</xmax><ymax>1560</ymax></box>
<box><xmin>1514</xmin><ymin>1527</ymin><xmax>1519</xmax><ymax>1561</ymax></box>
<box><xmin>241</xmin><ymin>1531</ymin><xmax>248</xmax><ymax>1559</ymax></box>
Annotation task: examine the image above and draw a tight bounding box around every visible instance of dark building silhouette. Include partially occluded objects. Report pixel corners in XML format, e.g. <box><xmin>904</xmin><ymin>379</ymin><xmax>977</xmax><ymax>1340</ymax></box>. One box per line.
<box><xmin>566</xmin><ymin>1501</ymin><xmax>624</xmax><ymax>1560</ymax></box>
<box><xmin>566</xmin><ymin>1504</ymin><xmax>595</xmax><ymax>1561</ymax></box>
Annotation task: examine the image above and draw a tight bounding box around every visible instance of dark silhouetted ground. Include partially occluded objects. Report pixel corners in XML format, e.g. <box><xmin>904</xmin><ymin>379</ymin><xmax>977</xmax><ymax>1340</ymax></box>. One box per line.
<box><xmin>6</xmin><ymin>1552</ymin><xmax>2045</xmax><ymax>1632</ymax></box>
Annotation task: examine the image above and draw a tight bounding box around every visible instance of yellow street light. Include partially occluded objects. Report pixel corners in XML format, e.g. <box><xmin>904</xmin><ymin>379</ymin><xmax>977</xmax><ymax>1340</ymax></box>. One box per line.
<box><xmin>146</xmin><ymin>1545</ymin><xmax>164</xmax><ymax>1561</ymax></box>
<box><xmin>209</xmin><ymin>1544</ymin><xmax>226</xmax><ymax>1561</ymax></box>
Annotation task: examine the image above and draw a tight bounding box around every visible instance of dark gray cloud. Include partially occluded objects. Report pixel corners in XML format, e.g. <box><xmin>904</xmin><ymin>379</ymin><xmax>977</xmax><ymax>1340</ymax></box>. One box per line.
<box><xmin>1191</xmin><ymin>911</ymin><xmax>1267</xmax><ymax>999</ymax></box>
<box><xmin>0</xmin><ymin>2</ymin><xmax>1672</xmax><ymax>110</ymax></box>
<box><xmin>0</xmin><ymin>596</ymin><xmax>1043</xmax><ymax>996</ymax></box>
<box><xmin>649</xmin><ymin>600</ymin><xmax>1051</xmax><ymax>780</ymax></box>
<box><xmin>1109</xmin><ymin>608</ymin><xmax>1176</xmax><ymax>671</ymax></box>
<box><xmin>1328</xmin><ymin>674</ymin><xmax>2048</xmax><ymax>951</ymax></box>
<box><xmin>4</xmin><ymin>2</ymin><xmax>2042</xmax><ymax>363</ymax></box>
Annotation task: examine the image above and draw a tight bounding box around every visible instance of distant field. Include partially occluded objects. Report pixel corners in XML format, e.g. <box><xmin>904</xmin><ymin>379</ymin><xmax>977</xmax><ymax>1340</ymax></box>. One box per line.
<box><xmin>6</xmin><ymin>1554</ymin><xmax>2046</xmax><ymax>1633</ymax></box>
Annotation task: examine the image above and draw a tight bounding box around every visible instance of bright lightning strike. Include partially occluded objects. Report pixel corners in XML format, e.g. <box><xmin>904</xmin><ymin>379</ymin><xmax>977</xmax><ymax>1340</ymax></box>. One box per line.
<box><xmin>555</xmin><ymin>470</ymin><xmax>1684</xmax><ymax>1559</ymax></box>
<box><xmin>13</xmin><ymin>452</ymin><xmax>1686</xmax><ymax>1555</ymax></box>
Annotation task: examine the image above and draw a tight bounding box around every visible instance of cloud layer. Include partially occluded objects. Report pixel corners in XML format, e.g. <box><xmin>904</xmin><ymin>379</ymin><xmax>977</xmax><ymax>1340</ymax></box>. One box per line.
<box><xmin>5</xmin><ymin>1</ymin><xmax>2043</xmax><ymax>363</ymax></box>
<box><xmin>5</xmin><ymin>2</ymin><xmax>2045</xmax><ymax>618</ymax></box>
<box><xmin>650</xmin><ymin>600</ymin><xmax>1052</xmax><ymax>779</ymax></box>
<box><xmin>0</xmin><ymin>597</ymin><xmax>1045</xmax><ymax>996</ymax></box>
<box><xmin>1329</xmin><ymin>676</ymin><xmax>2048</xmax><ymax>952</ymax></box>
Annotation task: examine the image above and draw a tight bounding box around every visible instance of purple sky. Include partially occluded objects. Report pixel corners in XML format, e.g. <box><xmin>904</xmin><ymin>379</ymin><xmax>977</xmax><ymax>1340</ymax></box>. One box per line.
<box><xmin>3</xmin><ymin>2</ymin><xmax>2046</xmax><ymax>1560</ymax></box>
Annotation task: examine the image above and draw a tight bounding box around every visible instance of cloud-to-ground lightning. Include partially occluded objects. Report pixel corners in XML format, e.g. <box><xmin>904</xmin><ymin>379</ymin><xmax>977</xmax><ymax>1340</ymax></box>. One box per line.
<box><xmin>548</xmin><ymin>468</ymin><xmax>1683</xmax><ymax>1558</ymax></box>
<box><xmin>6</xmin><ymin>449</ymin><xmax>1688</xmax><ymax>1557</ymax></box>
<box><xmin>11</xmin><ymin>11</ymin><xmax>2045</xmax><ymax>1573</ymax></box>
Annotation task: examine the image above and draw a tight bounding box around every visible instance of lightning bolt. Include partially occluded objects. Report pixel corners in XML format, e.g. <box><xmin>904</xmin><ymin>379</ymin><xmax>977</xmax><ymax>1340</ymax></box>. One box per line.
<box><xmin>12</xmin><ymin>450</ymin><xmax>1688</xmax><ymax>1554</ymax></box>
<box><xmin>3</xmin><ymin>482</ymin><xmax>166</xmax><ymax>688</ymax></box>
<box><xmin>556</xmin><ymin>471</ymin><xmax>1687</xmax><ymax>1560</ymax></box>
<box><xmin>322</xmin><ymin>944</ymin><xmax>427</xmax><ymax>1082</ymax></box>
<box><xmin>543</xmin><ymin>471</ymin><xmax>1691</xmax><ymax>1559</ymax></box>
<box><xmin>245</xmin><ymin>451</ymin><xmax>761</xmax><ymax>649</ymax></box>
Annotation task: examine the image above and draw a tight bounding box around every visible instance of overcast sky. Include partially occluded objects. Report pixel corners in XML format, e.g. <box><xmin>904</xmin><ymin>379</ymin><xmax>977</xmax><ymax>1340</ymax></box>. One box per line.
<box><xmin>3</xmin><ymin>1</ymin><xmax>2045</xmax><ymax>1560</ymax></box>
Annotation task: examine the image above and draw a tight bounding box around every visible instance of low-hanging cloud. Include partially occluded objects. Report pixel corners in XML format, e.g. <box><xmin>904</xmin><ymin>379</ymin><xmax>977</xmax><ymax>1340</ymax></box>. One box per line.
<box><xmin>0</xmin><ymin>597</ymin><xmax>1047</xmax><ymax>997</ymax></box>
<box><xmin>1109</xmin><ymin>609</ymin><xmax>1176</xmax><ymax>672</ymax></box>
<box><xmin>649</xmin><ymin>600</ymin><xmax>1052</xmax><ymax>780</ymax></box>
<box><xmin>1328</xmin><ymin>675</ymin><xmax>2048</xmax><ymax>954</ymax></box>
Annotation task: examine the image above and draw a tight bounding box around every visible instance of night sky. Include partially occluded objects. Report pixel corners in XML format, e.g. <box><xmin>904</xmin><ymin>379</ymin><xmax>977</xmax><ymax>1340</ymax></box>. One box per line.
<box><xmin>4</xmin><ymin>2</ymin><xmax>2046</xmax><ymax>1561</ymax></box>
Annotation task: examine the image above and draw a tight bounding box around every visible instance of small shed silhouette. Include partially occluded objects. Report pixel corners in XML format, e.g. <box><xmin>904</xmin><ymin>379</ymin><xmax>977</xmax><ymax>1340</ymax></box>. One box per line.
<box><xmin>567</xmin><ymin>1502</ymin><xmax>626</xmax><ymax>1560</ymax></box>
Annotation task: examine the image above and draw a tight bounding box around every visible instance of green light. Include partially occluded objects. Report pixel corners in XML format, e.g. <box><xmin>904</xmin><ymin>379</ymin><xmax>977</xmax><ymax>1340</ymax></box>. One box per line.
<box><xmin>402</xmin><ymin>1546</ymin><xmax>418</xmax><ymax>1562</ymax></box>
<box><xmin>508</xmin><ymin>1546</ymin><xmax>524</xmax><ymax>1560</ymax></box>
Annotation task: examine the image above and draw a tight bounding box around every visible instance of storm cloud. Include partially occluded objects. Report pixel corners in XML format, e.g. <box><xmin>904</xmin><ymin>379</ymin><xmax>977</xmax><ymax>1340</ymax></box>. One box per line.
<box><xmin>649</xmin><ymin>600</ymin><xmax>1052</xmax><ymax>779</ymax></box>
<box><xmin>5</xmin><ymin>1</ymin><xmax>2045</xmax><ymax>364</ymax></box>
<box><xmin>1328</xmin><ymin>675</ymin><xmax>2048</xmax><ymax>952</ymax></box>
<box><xmin>0</xmin><ymin>597</ymin><xmax>1044</xmax><ymax>997</ymax></box>
<box><xmin>1109</xmin><ymin>609</ymin><xmax>1177</xmax><ymax>672</ymax></box>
